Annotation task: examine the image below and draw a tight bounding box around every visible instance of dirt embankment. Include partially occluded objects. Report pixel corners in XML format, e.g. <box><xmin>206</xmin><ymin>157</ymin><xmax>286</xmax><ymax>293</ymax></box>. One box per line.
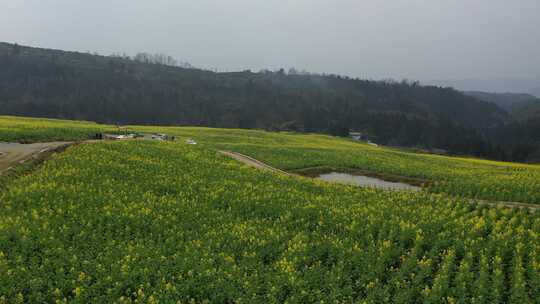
<box><xmin>0</xmin><ymin>142</ymin><xmax>73</xmax><ymax>174</ymax></box>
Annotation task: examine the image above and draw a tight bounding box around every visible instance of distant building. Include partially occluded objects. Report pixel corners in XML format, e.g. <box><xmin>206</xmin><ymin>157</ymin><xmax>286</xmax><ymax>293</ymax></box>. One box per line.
<box><xmin>150</xmin><ymin>133</ymin><xmax>175</xmax><ymax>141</ymax></box>
<box><xmin>430</xmin><ymin>148</ymin><xmax>448</xmax><ymax>155</ymax></box>
<box><xmin>349</xmin><ymin>131</ymin><xmax>368</xmax><ymax>141</ymax></box>
<box><xmin>99</xmin><ymin>132</ymin><xmax>175</xmax><ymax>141</ymax></box>
<box><xmin>103</xmin><ymin>134</ymin><xmax>133</xmax><ymax>140</ymax></box>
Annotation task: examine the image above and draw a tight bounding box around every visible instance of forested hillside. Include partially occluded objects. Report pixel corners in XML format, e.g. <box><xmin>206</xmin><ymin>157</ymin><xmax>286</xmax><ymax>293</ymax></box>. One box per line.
<box><xmin>462</xmin><ymin>91</ymin><xmax>540</xmax><ymax>162</ymax></box>
<box><xmin>1</xmin><ymin>42</ymin><xmax>539</xmax><ymax>161</ymax></box>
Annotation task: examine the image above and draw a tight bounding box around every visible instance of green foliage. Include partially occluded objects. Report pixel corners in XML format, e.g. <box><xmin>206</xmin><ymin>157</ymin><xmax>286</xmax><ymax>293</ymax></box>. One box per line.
<box><xmin>0</xmin><ymin>140</ymin><xmax>539</xmax><ymax>302</ymax></box>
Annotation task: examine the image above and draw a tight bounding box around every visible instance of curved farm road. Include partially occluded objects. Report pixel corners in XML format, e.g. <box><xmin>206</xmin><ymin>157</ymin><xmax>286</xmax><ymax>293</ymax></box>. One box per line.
<box><xmin>220</xmin><ymin>150</ymin><xmax>540</xmax><ymax>211</ymax></box>
<box><xmin>0</xmin><ymin>142</ymin><xmax>73</xmax><ymax>174</ymax></box>
<box><xmin>219</xmin><ymin>151</ymin><xmax>291</xmax><ymax>175</ymax></box>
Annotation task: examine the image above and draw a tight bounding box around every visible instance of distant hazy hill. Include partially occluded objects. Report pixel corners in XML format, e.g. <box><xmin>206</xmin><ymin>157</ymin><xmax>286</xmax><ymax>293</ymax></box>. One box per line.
<box><xmin>1</xmin><ymin>42</ymin><xmax>538</xmax><ymax>161</ymax></box>
<box><xmin>427</xmin><ymin>78</ymin><xmax>540</xmax><ymax>97</ymax></box>
<box><xmin>531</xmin><ymin>87</ymin><xmax>540</xmax><ymax>98</ymax></box>
<box><xmin>464</xmin><ymin>91</ymin><xmax>540</xmax><ymax>120</ymax></box>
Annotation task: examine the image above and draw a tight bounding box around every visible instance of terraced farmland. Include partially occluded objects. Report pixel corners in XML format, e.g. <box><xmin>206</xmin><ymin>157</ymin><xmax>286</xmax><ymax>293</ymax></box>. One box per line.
<box><xmin>136</xmin><ymin>126</ymin><xmax>540</xmax><ymax>204</ymax></box>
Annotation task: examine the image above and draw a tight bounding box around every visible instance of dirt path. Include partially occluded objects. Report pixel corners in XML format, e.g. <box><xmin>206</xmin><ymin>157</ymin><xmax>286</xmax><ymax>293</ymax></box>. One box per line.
<box><xmin>0</xmin><ymin>142</ymin><xmax>73</xmax><ymax>174</ymax></box>
<box><xmin>220</xmin><ymin>150</ymin><xmax>539</xmax><ymax>210</ymax></box>
<box><xmin>0</xmin><ymin>138</ymin><xmax>140</xmax><ymax>177</ymax></box>
<box><xmin>219</xmin><ymin>151</ymin><xmax>292</xmax><ymax>176</ymax></box>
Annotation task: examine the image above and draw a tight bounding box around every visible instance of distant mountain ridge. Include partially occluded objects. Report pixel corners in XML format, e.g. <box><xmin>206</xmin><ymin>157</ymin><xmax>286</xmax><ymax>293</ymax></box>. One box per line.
<box><xmin>1</xmin><ymin>42</ymin><xmax>539</xmax><ymax>161</ymax></box>
<box><xmin>463</xmin><ymin>91</ymin><xmax>540</xmax><ymax>120</ymax></box>
<box><xmin>426</xmin><ymin>78</ymin><xmax>540</xmax><ymax>98</ymax></box>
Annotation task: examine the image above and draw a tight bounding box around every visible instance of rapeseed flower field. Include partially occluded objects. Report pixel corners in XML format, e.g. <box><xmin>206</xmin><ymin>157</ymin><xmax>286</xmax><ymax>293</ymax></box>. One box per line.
<box><xmin>1</xmin><ymin>139</ymin><xmax>539</xmax><ymax>302</ymax></box>
<box><xmin>2</xmin><ymin>115</ymin><xmax>540</xmax><ymax>203</ymax></box>
<box><xmin>137</xmin><ymin>126</ymin><xmax>540</xmax><ymax>204</ymax></box>
<box><xmin>0</xmin><ymin>116</ymin><xmax>115</xmax><ymax>142</ymax></box>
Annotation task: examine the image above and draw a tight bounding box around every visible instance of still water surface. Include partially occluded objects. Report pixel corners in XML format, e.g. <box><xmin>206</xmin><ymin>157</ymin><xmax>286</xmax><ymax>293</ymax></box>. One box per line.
<box><xmin>318</xmin><ymin>172</ymin><xmax>421</xmax><ymax>191</ymax></box>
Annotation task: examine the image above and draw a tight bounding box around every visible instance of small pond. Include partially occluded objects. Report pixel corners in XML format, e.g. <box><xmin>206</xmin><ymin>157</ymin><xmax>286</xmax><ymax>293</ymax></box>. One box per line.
<box><xmin>317</xmin><ymin>172</ymin><xmax>421</xmax><ymax>191</ymax></box>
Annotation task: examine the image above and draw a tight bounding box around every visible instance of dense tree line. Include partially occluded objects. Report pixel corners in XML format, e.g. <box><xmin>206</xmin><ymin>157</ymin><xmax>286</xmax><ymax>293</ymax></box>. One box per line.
<box><xmin>0</xmin><ymin>42</ymin><xmax>538</xmax><ymax>162</ymax></box>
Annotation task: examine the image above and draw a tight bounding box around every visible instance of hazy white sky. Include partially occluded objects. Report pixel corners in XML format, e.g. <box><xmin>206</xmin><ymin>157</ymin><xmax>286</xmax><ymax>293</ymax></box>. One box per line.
<box><xmin>2</xmin><ymin>0</ymin><xmax>540</xmax><ymax>85</ymax></box>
